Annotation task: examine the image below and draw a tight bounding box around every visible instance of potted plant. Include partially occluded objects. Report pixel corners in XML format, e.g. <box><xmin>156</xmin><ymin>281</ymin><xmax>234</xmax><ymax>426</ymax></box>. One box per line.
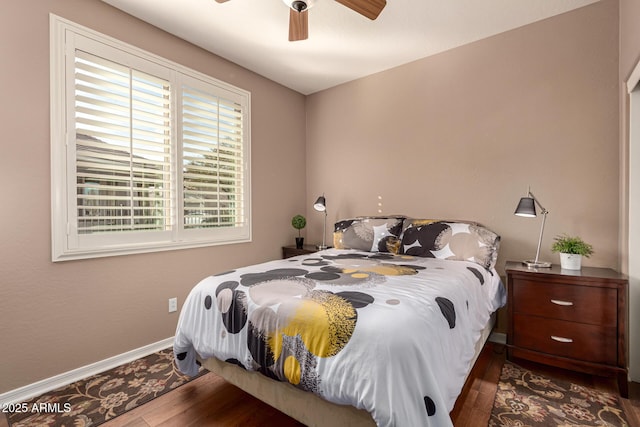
<box><xmin>551</xmin><ymin>234</ymin><xmax>594</xmax><ymax>270</ymax></box>
<box><xmin>291</xmin><ymin>214</ymin><xmax>306</xmax><ymax>249</ymax></box>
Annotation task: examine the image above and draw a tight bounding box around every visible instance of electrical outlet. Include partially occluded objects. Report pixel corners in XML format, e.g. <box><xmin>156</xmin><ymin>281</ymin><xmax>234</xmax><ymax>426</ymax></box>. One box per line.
<box><xmin>168</xmin><ymin>297</ymin><xmax>178</xmax><ymax>313</ymax></box>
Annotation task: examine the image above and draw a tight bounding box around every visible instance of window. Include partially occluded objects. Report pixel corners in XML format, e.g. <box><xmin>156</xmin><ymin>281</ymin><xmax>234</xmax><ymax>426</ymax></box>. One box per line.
<box><xmin>50</xmin><ymin>15</ymin><xmax>251</xmax><ymax>261</ymax></box>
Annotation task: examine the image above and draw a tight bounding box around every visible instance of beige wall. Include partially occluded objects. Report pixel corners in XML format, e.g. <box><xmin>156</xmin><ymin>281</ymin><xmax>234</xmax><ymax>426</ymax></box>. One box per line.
<box><xmin>306</xmin><ymin>0</ymin><xmax>620</xmax><ymax>275</ymax></box>
<box><xmin>0</xmin><ymin>0</ymin><xmax>306</xmax><ymax>393</ymax></box>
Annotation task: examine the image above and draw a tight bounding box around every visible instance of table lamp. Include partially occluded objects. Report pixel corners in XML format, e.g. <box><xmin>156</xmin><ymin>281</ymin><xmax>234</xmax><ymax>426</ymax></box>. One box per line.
<box><xmin>313</xmin><ymin>195</ymin><xmax>328</xmax><ymax>250</ymax></box>
<box><xmin>514</xmin><ymin>187</ymin><xmax>551</xmax><ymax>268</ymax></box>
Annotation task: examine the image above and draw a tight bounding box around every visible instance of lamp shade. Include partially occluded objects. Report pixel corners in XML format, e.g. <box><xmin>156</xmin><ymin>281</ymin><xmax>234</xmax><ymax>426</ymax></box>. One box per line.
<box><xmin>313</xmin><ymin>196</ymin><xmax>326</xmax><ymax>212</ymax></box>
<box><xmin>514</xmin><ymin>197</ymin><xmax>536</xmax><ymax>217</ymax></box>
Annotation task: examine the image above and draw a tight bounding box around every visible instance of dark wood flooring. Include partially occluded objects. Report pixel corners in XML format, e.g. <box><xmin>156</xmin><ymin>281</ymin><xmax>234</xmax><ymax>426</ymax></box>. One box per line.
<box><xmin>2</xmin><ymin>342</ymin><xmax>639</xmax><ymax>426</ymax></box>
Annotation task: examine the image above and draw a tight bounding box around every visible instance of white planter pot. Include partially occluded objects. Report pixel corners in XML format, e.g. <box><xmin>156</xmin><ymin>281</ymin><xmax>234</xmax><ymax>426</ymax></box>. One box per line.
<box><xmin>560</xmin><ymin>253</ymin><xmax>582</xmax><ymax>270</ymax></box>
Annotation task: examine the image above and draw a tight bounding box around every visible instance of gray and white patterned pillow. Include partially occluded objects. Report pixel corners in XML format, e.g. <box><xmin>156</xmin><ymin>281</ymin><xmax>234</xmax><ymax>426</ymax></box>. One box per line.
<box><xmin>333</xmin><ymin>217</ymin><xmax>404</xmax><ymax>253</ymax></box>
<box><xmin>399</xmin><ymin>219</ymin><xmax>500</xmax><ymax>269</ymax></box>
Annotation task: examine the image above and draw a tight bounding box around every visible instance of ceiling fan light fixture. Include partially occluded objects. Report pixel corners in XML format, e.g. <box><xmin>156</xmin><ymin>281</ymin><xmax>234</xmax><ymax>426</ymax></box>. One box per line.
<box><xmin>292</xmin><ymin>1</ymin><xmax>306</xmax><ymax>12</ymax></box>
<box><xmin>218</xmin><ymin>0</ymin><xmax>386</xmax><ymax>42</ymax></box>
<box><xmin>283</xmin><ymin>0</ymin><xmax>316</xmax><ymax>12</ymax></box>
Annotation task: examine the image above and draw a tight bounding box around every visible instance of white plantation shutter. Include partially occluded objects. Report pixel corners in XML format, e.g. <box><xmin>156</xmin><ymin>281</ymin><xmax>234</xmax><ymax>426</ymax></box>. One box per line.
<box><xmin>51</xmin><ymin>17</ymin><xmax>251</xmax><ymax>261</ymax></box>
<box><xmin>182</xmin><ymin>86</ymin><xmax>245</xmax><ymax>229</ymax></box>
<box><xmin>74</xmin><ymin>51</ymin><xmax>172</xmax><ymax>234</ymax></box>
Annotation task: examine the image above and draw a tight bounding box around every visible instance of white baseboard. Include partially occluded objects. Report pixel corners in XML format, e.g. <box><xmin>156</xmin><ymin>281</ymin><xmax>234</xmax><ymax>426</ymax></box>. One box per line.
<box><xmin>0</xmin><ymin>337</ymin><xmax>174</xmax><ymax>406</ymax></box>
<box><xmin>489</xmin><ymin>332</ymin><xmax>506</xmax><ymax>345</ymax></box>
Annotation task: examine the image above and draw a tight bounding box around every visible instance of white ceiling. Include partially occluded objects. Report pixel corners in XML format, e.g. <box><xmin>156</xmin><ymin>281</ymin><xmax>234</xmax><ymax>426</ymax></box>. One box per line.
<box><xmin>101</xmin><ymin>0</ymin><xmax>599</xmax><ymax>95</ymax></box>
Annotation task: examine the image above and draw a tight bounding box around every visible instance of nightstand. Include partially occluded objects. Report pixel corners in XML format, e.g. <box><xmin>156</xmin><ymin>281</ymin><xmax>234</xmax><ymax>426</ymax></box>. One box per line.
<box><xmin>505</xmin><ymin>261</ymin><xmax>628</xmax><ymax>397</ymax></box>
<box><xmin>282</xmin><ymin>244</ymin><xmax>319</xmax><ymax>259</ymax></box>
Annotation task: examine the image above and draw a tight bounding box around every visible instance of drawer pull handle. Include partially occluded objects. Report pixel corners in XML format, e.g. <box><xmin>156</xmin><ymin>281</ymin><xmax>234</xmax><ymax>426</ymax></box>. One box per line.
<box><xmin>551</xmin><ymin>335</ymin><xmax>573</xmax><ymax>343</ymax></box>
<box><xmin>550</xmin><ymin>299</ymin><xmax>573</xmax><ymax>306</ymax></box>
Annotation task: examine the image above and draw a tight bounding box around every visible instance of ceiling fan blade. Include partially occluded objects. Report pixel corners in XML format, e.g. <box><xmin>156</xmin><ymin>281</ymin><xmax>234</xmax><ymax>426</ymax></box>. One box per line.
<box><xmin>215</xmin><ymin>0</ymin><xmax>231</xmax><ymax>3</ymax></box>
<box><xmin>289</xmin><ymin>8</ymin><xmax>309</xmax><ymax>42</ymax></box>
<box><xmin>334</xmin><ymin>0</ymin><xmax>386</xmax><ymax>20</ymax></box>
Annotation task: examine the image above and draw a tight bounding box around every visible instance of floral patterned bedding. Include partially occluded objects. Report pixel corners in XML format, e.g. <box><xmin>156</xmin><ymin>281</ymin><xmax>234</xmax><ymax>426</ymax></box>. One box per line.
<box><xmin>174</xmin><ymin>248</ymin><xmax>506</xmax><ymax>426</ymax></box>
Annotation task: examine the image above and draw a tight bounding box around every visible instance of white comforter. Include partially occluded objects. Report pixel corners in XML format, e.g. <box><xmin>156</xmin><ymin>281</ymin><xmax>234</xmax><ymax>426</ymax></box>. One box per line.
<box><xmin>174</xmin><ymin>249</ymin><xmax>505</xmax><ymax>426</ymax></box>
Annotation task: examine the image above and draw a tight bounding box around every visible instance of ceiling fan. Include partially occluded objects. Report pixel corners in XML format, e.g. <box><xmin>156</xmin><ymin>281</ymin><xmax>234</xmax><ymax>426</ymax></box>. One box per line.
<box><xmin>214</xmin><ymin>0</ymin><xmax>387</xmax><ymax>42</ymax></box>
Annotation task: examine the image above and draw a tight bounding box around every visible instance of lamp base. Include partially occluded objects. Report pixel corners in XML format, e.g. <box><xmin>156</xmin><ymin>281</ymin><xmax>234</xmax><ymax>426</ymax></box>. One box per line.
<box><xmin>522</xmin><ymin>260</ymin><xmax>552</xmax><ymax>268</ymax></box>
<box><xmin>316</xmin><ymin>245</ymin><xmax>329</xmax><ymax>250</ymax></box>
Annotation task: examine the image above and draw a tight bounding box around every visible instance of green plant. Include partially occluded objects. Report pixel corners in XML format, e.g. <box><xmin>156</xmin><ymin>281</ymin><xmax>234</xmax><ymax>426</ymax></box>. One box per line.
<box><xmin>551</xmin><ymin>234</ymin><xmax>594</xmax><ymax>257</ymax></box>
<box><xmin>291</xmin><ymin>214</ymin><xmax>306</xmax><ymax>237</ymax></box>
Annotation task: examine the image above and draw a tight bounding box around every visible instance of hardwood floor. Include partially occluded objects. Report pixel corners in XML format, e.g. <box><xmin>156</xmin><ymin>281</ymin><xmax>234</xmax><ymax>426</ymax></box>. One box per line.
<box><xmin>2</xmin><ymin>342</ymin><xmax>639</xmax><ymax>426</ymax></box>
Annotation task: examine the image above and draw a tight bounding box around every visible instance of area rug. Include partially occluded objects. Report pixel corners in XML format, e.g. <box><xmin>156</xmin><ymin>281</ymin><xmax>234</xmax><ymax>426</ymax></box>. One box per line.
<box><xmin>6</xmin><ymin>348</ymin><xmax>206</xmax><ymax>427</ymax></box>
<box><xmin>490</xmin><ymin>361</ymin><xmax>629</xmax><ymax>426</ymax></box>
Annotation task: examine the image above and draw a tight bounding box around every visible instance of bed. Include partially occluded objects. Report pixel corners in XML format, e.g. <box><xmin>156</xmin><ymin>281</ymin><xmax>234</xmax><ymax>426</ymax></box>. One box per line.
<box><xmin>174</xmin><ymin>217</ymin><xmax>505</xmax><ymax>426</ymax></box>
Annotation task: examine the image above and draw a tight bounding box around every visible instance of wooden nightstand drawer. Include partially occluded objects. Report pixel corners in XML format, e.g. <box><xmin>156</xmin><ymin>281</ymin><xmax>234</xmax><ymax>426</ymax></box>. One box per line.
<box><xmin>512</xmin><ymin>279</ymin><xmax>617</xmax><ymax>326</ymax></box>
<box><xmin>505</xmin><ymin>261</ymin><xmax>628</xmax><ymax>397</ymax></box>
<box><xmin>513</xmin><ymin>314</ymin><xmax>617</xmax><ymax>365</ymax></box>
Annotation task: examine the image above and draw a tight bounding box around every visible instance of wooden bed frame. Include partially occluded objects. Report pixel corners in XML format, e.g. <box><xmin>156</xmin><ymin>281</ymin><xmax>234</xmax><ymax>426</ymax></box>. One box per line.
<box><xmin>198</xmin><ymin>313</ymin><xmax>496</xmax><ymax>426</ymax></box>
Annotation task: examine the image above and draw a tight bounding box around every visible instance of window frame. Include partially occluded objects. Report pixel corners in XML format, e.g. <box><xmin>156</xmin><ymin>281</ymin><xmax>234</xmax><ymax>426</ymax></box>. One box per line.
<box><xmin>50</xmin><ymin>15</ymin><xmax>251</xmax><ymax>262</ymax></box>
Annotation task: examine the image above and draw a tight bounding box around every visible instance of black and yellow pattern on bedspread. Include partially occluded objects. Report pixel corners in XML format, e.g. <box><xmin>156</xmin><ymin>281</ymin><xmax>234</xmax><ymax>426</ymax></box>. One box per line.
<box><xmin>199</xmin><ymin>252</ymin><xmax>427</xmax><ymax>393</ymax></box>
<box><xmin>175</xmin><ymin>251</ymin><xmax>493</xmax><ymax>423</ymax></box>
